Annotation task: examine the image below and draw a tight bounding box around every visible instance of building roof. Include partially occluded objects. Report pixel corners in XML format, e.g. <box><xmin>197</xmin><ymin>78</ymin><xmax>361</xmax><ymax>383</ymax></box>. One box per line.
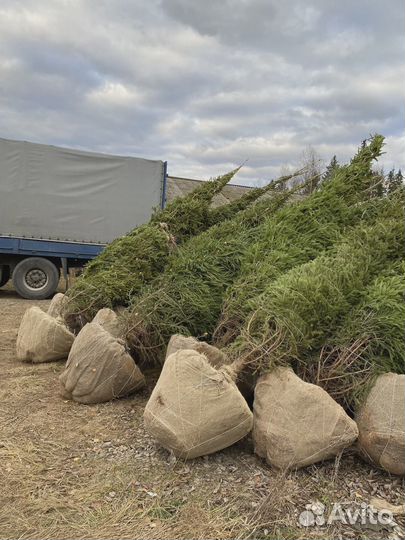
<box><xmin>166</xmin><ymin>176</ymin><xmax>252</xmax><ymax>207</ymax></box>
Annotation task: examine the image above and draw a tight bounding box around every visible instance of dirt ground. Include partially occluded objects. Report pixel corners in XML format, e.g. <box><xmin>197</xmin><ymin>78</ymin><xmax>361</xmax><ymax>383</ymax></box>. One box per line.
<box><xmin>0</xmin><ymin>287</ymin><xmax>404</xmax><ymax>540</ymax></box>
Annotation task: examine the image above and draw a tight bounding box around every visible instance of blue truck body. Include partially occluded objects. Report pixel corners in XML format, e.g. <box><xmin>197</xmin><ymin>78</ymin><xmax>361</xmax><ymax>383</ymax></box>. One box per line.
<box><xmin>0</xmin><ymin>236</ymin><xmax>105</xmax><ymax>261</ymax></box>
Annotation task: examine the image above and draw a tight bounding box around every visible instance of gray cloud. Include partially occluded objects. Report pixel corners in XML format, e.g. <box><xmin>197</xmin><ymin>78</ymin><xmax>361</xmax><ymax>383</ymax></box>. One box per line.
<box><xmin>0</xmin><ymin>0</ymin><xmax>403</xmax><ymax>184</ymax></box>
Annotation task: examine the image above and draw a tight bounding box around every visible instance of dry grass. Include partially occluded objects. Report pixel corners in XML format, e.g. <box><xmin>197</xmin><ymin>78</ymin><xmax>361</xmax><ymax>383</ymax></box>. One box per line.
<box><xmin>0</xmin><ymin>288</ymin><xmax>404</xmax><ymax>540</ymax></box>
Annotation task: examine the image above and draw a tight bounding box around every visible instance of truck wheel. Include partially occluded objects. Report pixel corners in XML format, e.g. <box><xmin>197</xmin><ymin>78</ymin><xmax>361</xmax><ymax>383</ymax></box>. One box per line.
<box><xmin>12</xmin><ymin>257</ymin><xmax>60</xmax><ymax>299</ymax></box>
<box><xmin>0</xmin><ymin>265</ymin><xmax>10</xmax><ymax>287</ymax></box>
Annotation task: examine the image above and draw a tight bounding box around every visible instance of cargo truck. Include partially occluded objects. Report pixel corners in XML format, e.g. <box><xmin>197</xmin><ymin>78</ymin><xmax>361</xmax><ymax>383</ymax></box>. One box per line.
<box><xmin>0</xmin><ymin>138</ymin><xmax>167</xmax><ymax>299</ymax></box>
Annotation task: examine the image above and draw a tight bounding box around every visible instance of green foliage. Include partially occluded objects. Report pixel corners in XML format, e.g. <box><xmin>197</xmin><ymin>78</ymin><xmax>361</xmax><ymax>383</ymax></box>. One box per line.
<box><xmin>206</xmin><ymin>172</ymin><xmax>294</xmax><ymax>227</ymax></box>
<box><xmin>369</xmin><ymin>168</ymin><xmax>385</xmax><ymax>197</ymax></box>
<box><xmin>64</xmin><ymin>225</ymin><xmax>172</xmax><ymax>324</ymax></box>
<box><xmin>63</xmin><ymin>169</ymin><xmax>238</xmax><ymax>325</ymax></box>
<box><xmin>124</xmin><ymin>185</ymin><xmax>302</xmax><ymax>363</ymax></box>
<box><xmin>61</xmin><ymin>132</ymin><xmax>403</xmax><ymax>409</ymax></box>
<box><xmin>386</xmin><ymin>168</ymin><xmax>404</xmax><ymax>195</ymax></box>
<box><xmin>333</xmin><ymin>262</ymin><xmax>405</xmax><ymax>373</ymax></box>
<box><xmin>323</xmin><ymin>155</ymin><xmax>339</xmax><ymax>182</ymax></box>
<box><xmin>149</xmin><ymin>168</ymin><xmax>240</xmax><ymax>242</ymax></box>
<box><xmin>297</xmin><ymin>262</ymin><xmax>405</xmax><ymax>408</ymax></box>
<box><xmin>230</xmin><ymin>216</ymin><xmax>404</xmax><ymax>374</ymax></box>
<box><xmin>215</xmin><ymin>135</ymin><xmax>386</xmax><ymax>345</ymax></box>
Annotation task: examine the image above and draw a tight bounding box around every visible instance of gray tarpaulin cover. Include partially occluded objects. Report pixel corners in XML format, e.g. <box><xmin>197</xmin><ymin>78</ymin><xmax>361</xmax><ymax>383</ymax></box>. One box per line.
<box><xmin>0</xmin><ymin>138</ymin><xmax>164</xmax><ymax>243</ymax></box>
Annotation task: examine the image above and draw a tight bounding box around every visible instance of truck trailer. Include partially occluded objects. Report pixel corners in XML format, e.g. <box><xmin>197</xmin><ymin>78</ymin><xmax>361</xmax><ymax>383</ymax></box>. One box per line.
<box><xmin>0</xmin><ymin>138</ymin><xmax>167</xmax><ymax>299</ymax></box>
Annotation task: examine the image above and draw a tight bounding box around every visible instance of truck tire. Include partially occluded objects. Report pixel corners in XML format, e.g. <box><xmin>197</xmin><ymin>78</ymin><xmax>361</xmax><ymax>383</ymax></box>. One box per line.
<box><xmin>0</xmin><ymin>265</ymin><xmax>10</xmax><ymax>287</ymax></box>
<box><xmin>12</xmin><ymin>257</ymin><xmax>60</xmax><ymax>299</ymax></box>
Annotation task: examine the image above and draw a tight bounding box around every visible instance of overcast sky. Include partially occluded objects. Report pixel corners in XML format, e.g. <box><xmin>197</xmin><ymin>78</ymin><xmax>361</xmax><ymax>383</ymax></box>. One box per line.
<box><xmin>0</xmin><ymin>1</ymin><xmax>404</xmax><ymax>185</ymax></box>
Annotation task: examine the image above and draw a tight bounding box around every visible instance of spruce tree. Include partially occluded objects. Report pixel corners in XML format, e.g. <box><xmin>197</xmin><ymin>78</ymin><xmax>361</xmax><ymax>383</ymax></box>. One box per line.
<box><xmin>323</xmin><ymin>155</ymin><xmax>339</xmax><ymax>181</ymax></box>
<box><xmin>386</xmin><ymin>168</ymin><xmax>404</xmax><ymax>194</ymax></box>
